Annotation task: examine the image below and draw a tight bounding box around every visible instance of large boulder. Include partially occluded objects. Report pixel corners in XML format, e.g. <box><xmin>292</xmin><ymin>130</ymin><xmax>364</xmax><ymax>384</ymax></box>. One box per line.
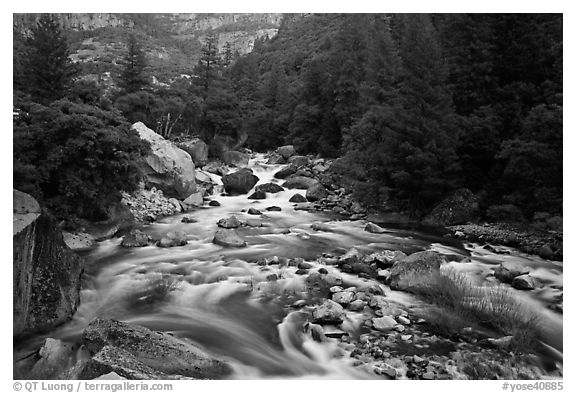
<box><xmin>283</xmin><ymin>176</ymin><xmax>319</xmax><ymax>190</ymax></box>
<box><xmin>13</xmin><ymin>189</ymin><xmax>84</xmax><ymax>337</ymax></box>
<box><xmin>222</xmin><ymin>168</ymin><xmax>259</xmax><ymax>195</ymax></box>
<box><xmin>388</xmin><ymin>251</ymin><xmax>445</xmax><ymax>291</ymax></box>
<box><xmin>222</xmin><ymin>150</ymin><xmax>249</xmax><ymax>167</ymax></box>
<box><xmin>178</xmin><ymin>138</ymin><xmax>209</xmax><ymax>167</ymax></box>
<box><xmin>494</xmin><ymin>262</ymin><xmax>530</xmax><ymax>284</ymax></box>
<box><xmin>131</xmin><ymin>122</ymin><xmax>197</xmax><ymax>199</ymax></box>
<box><xmin>266</xmin><ymin>153</ymin><xmax>286</xmax><ymax>165</ymax></box>
<box><xmin>213</xmin><ymin>229</ymin><xmax>247</xmax><ymax>248</ymax></box>
<box><xmin>81</xmin><ymin>319</ymin><xmax>231</xmax><ymax>379</ymax></box>
<box><xmin>157</xmin><ymin>231</ymin><xmax>188</xmax><ymax>248</ymax></box>
<box><xmin>306</xmin><ymin>183</ymin><xmax>329</xmax><ymax>202</ymax></box>
<box><xmin>278</xmin><ymin>145</ymin><xmax>296</xmax><ymax>159</ymax></box>
<box><xmin>422</xmin><ymin>188</ymin><xmax>479</xmax><ymax>227</ymax></box>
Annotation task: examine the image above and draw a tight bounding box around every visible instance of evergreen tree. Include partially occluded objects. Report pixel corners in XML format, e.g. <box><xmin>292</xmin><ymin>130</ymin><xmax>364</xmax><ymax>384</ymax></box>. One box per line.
<box><xmin>24</xmin><ymin>13</ymin><xmax>76</xmax><ymax>104</ymax></box>
<box><xmin>194</xmin><ymin>31</ymin><xmax>221</xmax><ymax>95</ymax></box>
<box><xmin>222</xmin><ymin>41</ymin><xmax>234</xmax><ymax>67</ymax></box>
<box><xmin>118</xmin><ymin>33</ymin><xmax>148</xmax><ymax>93</ymax></box>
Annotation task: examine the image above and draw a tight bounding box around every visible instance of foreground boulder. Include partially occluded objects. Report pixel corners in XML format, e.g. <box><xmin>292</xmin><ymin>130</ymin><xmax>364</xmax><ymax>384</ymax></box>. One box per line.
<box><xmin>222</xmin><ymin>168</ymin><xmax>259</xmax><ymax>195</ymax></box>
<box><xmin>80</xmin><ymin>319</ymin><xmax>231</xmax><ymax>379</ymax></box>
<box><xmin>388</xmin><ymin>251</ymin><xmax>445</xmax><ymax>291</ymax></box>
<box><xmin>222</xmin><ymin>150</ymin><xmax>249</xmax><ymax>167</ymax></box>
<box><xmin>13</xmin><ymin>189</ymin><xmax>84</xmax><ymax>337</ymax></box>
<box><xmin>422</xmin><ymin>188</ymin><xmax>479</xmax><ymax>227</ymax></box>
<box><xmin>132</xmin><ymin>122</ymin><xmax>197</xmax><ymax>199</ymax></box>
<box><xmin>178</xmin><ymin>138</ymin><xmax>209</xmax><ymax>167</ymax></box>
<box><xmin>213</xmin><ymin>229</ymin><xmax>247</xmax><ymax>247</ymax></box>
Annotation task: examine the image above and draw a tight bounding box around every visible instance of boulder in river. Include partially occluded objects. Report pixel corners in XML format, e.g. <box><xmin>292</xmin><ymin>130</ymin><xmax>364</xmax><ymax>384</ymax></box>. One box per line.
<box><xmin>372</xmin><ymin>316</ymin><xmax>397</xmax><ymax>332</ymax></box>
<box><xmin>364</xmin><ymin>250</ymin><xmax>407</xmax><ymax>268</ymax></box>
<box><xmin>157</xmin><ymin>231</ymin><xmax>188</xmax><ymax>248</ymax></box>
<box><xmin>289</xmin><ymin>193</ymin><xmax>307</xmax><ymax>203</ymax></box>
<box><xmin>283</xmin><ymin>176</ymin><xmax>319</xmax><ymax>190</ymax></box>
<box><xmin>512</xmin><ymin>274</ymin><xmax>539</xmax><ymax>290</ymax></box>
<box><xmin>274</xmin><ymin>166</ymin><xmax>297</xmax><ymax>179</ymax></box>
<box><xmin>494</xmin><ymin>262</ymin><xmax>530</xmax><ymax>284</ymax></box>
<box><xmin>183</xmin><ymin>191</ymin><xmax>203</xmax><ymax>207</ymax></box>
<box><xmin>256</xmin><ymin>183</ymin><xmax>284</xmax><ymax>193</ymax></box>
<box><xmin>266</xmin><ymin>206</ymin><xmax>282</xmax><ymax>211</ymax></box>
<box><xmin>288</xmin><ymin>155</ymin><xmax>310</xmax><ymax>167</ymax></box>
<box><xmin>217</xmin><ymin>216</ymin><xmax>241</xmax><ymax>229</ymax></box>
<box><xmin>306</xmin><ymin>183</ymin><xmax>329</xmax><ymax>202</ymax></box>
<box><xmin>332</xmin><ymin>291</ymin><xmax>354</xmax><ymax>306</ymax></box>
<box><xmin>222</xmin><ymin>150</ymin><xmax>249</xmax><ymax>167</ymax></box>
<box><xmin>121</xmin><ymin>229</ymin><xmax>150</xmax><ymax>247</ymax></box>
<box><xmin>364</xmin><ymin>222</ymin><xmax>386</xmax><ymax>234</ymax></box>
<box><xmin>422</xmin><ymin>188</ymin><xmax>479</xmax><ymax>227</ymax></box>
<box><xmin>178</xmin><ymin>138</ymin><xmax>209</xmax><ymax>167</ymax></box>
<box><xmin>80</xmin><ymin>318</ymin><xmax>231</xmax><ymax>379</ymax></box>
<box><xmin>248</xmin><ymin>190</ymin><xmax>267</xmax><ymax>200</ymax></box>
<box><xmin>213</xmin><ymin>228</ymin><xmax>247</xmax><ymax>247</ymax></box>
<box><xmin>222</xmin><ymin>168</ymin><xmax>259</xmax><ymax>195</ymax></box>
<box><xmin>247</xmin><ymin>207</ymin><xmax>262</xmax><ymax>215</ymax></box>
<box><xmin>388</xmin><ymin>251</ymin><xmax>445</xmax><ymax>292</ymax></box>
<box><xmin>312</xmin><ymin>299</ymin><xmax>346</xmax><ymax>325</ymax></box>
<box><xmin>13</xmin><ymin>189</ymin><xmax>84</xmax><ymax>337</ymax></box>
<box><xmin>266</xmin><ymin>153</ymin><xmax>286</xmax><ymax>165</ymax></box>
<box><xmin>131</xmin><ymin>122</ymin><xmax>197</xmax><ymax>199</ymax></box>
<box><xmin>278</xmin><ymin>145</ymin><xmax>296</xmax><ymax>159</ymax></box>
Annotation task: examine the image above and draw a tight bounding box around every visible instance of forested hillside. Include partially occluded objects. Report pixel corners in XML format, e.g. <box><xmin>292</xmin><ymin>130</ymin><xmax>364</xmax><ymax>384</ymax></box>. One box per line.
<box><xmin>13</xmin><ymin>13</ymin><xmax>562</xmax><ymax>222</ymax></box>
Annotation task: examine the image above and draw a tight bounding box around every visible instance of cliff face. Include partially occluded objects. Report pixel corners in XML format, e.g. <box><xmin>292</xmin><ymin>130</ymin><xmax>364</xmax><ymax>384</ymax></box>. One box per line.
<box><xmin>13</xmin><ymin>190</ymin><xmax>84</xmax><ymax>337</ymax></box>
<box><xmin>14</xmin><ymin>13</ymin><xmax>282</xmax><ymax>57</ymax></box>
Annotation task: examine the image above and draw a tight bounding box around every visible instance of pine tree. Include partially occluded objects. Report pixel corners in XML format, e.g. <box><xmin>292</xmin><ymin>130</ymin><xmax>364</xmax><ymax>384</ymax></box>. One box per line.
<box><xmin>118</xmin><ymin>33</ymin><xmax>148</xmax><ymax>93</ymax></box>
<box><xmin>194</xmin><ymin>31</ymin><xmax>221</xmax><ymax>95</ymax></box>
<box><xmin>222</xmin><ymin>41</ymin><xmax>234</xmax><ymax>67</ymax></box>
<box><xmin>25</xmin><ymin>13</ymin><xmax>76</xmax><ymax>104</ymax></box>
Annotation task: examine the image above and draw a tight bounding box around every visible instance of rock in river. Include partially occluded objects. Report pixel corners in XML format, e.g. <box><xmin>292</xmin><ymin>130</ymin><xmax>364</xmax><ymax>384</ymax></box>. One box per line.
<box><xmin>157</xmin><ymin>231</ymin><xmax>188</xmax><ymax>248</ymax></box>
<box><xmin>79</xmin><ymin>318</ymin><xmax>231</xmax><ymax>379</ymax></box>
<box><xmin>217</xmin><ymin>216</ymin><xmax>242</xmax><ymax>229</ymax></box>
<box><xmin>222</xmin><ymin>168</ymin><xmax>259</xmax><ymax>195</ymax></box>
<box><xmin>289</xmin><ymin>193</ymin><xmax>308</xmax><ymax>203</ymax></box>
<box><xmin>213</xmin><ymin>228</ymin><xmax>247</xmax><ymax>248</ymax></box>
<box><xmin>256</xmin><ymin>183</ymin><xmax>284</xmax><ymax>193</ymax></box>
<box><xmin>312</xmin><ymin>299</ymin><xmax>346</xmax><ymax>325</ymax></box>
<box><xmin>121</xmin><ymin>229</ymin><xmax>150</xmax><ymax>247</ymax></box>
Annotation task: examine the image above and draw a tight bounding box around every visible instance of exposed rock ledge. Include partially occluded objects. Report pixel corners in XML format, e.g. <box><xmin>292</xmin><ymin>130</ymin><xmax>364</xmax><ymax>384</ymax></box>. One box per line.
<box><xmin>13</xmin><ymin>189</ymin><xmax>84</xmax><ymax>337</ymax></box>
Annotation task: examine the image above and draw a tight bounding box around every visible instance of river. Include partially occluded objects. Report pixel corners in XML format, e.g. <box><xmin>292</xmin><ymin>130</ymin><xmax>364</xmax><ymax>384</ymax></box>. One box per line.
<box><xmin>14</xmin><ymin>154</ymin><xmax>563</xmax><ymax>379</ymax></box>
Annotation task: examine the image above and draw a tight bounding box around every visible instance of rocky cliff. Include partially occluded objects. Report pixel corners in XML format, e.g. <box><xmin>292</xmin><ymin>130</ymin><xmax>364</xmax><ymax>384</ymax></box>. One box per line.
<box><xmin>13</xmin><ymin>189</ymin><xmax>84</xmax><ymax>337</ymax></box>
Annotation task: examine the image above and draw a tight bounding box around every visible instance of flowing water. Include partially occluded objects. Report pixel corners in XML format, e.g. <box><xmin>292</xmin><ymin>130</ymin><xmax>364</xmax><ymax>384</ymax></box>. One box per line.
<box><xmin>14</xmin><ymin>155</ymin><xmax>563</xmax><ymax>379</ymax></box>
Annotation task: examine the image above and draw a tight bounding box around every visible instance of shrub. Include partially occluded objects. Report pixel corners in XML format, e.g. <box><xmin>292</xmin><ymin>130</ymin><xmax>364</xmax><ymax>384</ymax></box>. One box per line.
<box><xmin>413</xmin><ymin>269</ymin><xmax>541</xmax><ymax>352</ymax></box>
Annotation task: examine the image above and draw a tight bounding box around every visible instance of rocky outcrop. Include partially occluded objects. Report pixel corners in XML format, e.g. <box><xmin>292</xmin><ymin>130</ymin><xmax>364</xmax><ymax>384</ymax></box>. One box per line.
<box><xmin>79</xmin><ymin>318</ymin><xmax>231</xmax><ymax>379</ymax></box>
<box><xmin>222</xmin><ymin>168</ymin><xmax>259</xmax><ymax>195</ymax></box>
<box><xmin>131</xmin><ymin>122</ymin><xmax>197</xmax><ymax>199</ymax></box>
<box><xmin>422</xmin><ymin>188</ymin><xmax>479</xmax><ymax>227</ymax></box>
<box><xmin>178</xmin><ymin>138</ymin><xmax>209</xmax><ymax>167</ymax></box>
<box><xmin>13</xmin><ymin>189</ymin><xmax>84</xmax><ymax>337</ymax></box>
